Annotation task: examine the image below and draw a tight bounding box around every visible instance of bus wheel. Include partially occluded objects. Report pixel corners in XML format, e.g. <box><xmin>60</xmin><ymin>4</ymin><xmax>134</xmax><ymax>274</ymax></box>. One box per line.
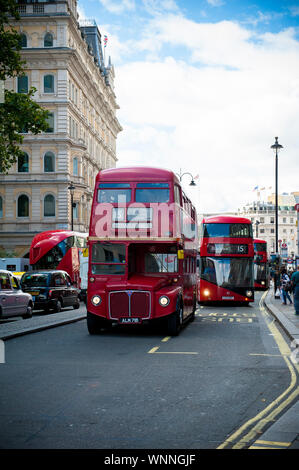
<box><xmin>87</xmin><ymin>311</ymin><xmax>106</xmax><ymax>334</ymax></box>
<box><xmin>167</xmin><ymin>306</ymin><xmax>183</xmax><ymax>336</ymax></box>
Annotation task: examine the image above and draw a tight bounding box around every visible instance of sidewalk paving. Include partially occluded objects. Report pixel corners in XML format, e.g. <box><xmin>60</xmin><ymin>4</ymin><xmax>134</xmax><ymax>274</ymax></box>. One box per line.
<box><xmin>0</xmin><ymin>305</ymin><xmax>86</xmax><ymax>340</ymax></box>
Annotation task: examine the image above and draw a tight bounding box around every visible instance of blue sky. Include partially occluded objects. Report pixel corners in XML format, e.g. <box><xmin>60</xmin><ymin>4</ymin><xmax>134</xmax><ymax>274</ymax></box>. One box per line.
<box><xmin>78</xmin><ymin>0</ymin><xmax>299</xmax><ymax>213</ymax></box>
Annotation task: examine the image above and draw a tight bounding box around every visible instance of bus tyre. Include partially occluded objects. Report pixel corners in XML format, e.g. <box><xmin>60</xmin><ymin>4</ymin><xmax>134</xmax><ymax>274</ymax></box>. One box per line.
<box><xmin>167</xmin><ymin>306</ymin><xmax>183</xmax><ymax>336</ymax></box>
<box><xmin>73</xmin><ymin>300</ymin><xmax>80</xmax><ymax>310</ymax></box>
<box><xmin>87</xmin><ymin>311</ymin><xmax>106</xmax><ymax>334</ymax></box>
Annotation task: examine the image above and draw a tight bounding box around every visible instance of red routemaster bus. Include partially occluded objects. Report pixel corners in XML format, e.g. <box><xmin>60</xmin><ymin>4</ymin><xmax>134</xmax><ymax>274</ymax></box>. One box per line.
<box><xmin>30</xmin><ymin>230</ymin><xmax>87</xmax><ymax>288</ymax></box>
<box><xmin>87</xmin><ymin>166</ymin><xmax>198</xmax><ymax>336</ymax></box>
<box><xmin>254</xmin><ymin>239</ymin><xmax>269</xmax><ymax>291</ymax></box>
<box><xmin>198</xmin><ymin>215</ymin><xmax>255</xmax><ymax>304</ymax></box>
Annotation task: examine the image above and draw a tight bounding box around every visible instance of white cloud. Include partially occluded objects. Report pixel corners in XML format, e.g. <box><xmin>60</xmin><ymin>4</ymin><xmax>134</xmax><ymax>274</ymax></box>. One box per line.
<box><xmin>113</xmin><ymin>14</ymin><xmax>299</xmax><ymax>212</ymax></box>
<box><xmin>98</xmin><ymin>0</ymin><xmax>135</xmax><ymax>14</ymax></box>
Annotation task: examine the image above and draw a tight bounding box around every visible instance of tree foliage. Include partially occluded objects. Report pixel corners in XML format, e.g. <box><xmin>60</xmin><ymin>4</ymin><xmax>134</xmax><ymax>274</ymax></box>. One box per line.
<box><xmin>0</xmin><ymin>0</ymin><xmax>50</xmax><ymax>173</ymax></box>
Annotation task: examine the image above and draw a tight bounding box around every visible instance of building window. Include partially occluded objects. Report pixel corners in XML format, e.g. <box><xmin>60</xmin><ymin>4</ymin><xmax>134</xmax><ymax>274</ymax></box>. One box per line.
<box><xmin>20</xmin><ymin>33</ymin><xmax>27</xmax><ymax>48</ymax></box>
<box><xmin>18</xmin><ymin>152</ymin><xmax>29</xmax><ymax>172</ymax></box>
<box><xmin>283</xmin><ymin>217</ymin><xmax>286</xmax><ymax>223</ymax></box>
<box><xmin>17</xmin><ymin>75</ymin><xmax>28</xmax><ymax>93</ymax></box>
<box><xmin>44</xmin><ymin>152</ymin><xmax>55</xmax><ymax>172</ymax></box>
<box><xmin>45</xmin><ymin>113</ymin><xmax>54</xmax><ymax>133</ymax></box>
<box><xmin>44</xmin><ymin>194</ymin><xmax>55</xmax><ymax>217</ymax></box>
<box><xmin>0</xmin><ymin>196</ymin><xmax>2</xmax><ymax>218</ymax></box>
<box><xmin>17</xmin><ymin>194</ymin><xmax>29</xmax><ymax>217</ymax></box>
<box><xmin>270</xmin><ymin>217</ymin><xmax>274</xmax><ymax>224</ymax></box>
<box><xmin>270</xmin><ymin>228</ymin><xmax>274</xmax><ymax>233</ymax></box>
<box><xmin>44</xmin><ymin>32</ymin><xmax>53</xmax><ymax>47</ymax></box>
<box><xmin>73</xmin><ymin>202</ymin><xmax>78</xmax><ymax>220</ymax></box>
<box><xmin>73</xmin><ymin>157</ymin><xmax>78</xmax><ymax>176</ymax></box>
<box><xmin>44</xmin><ymin>74</ymin><xmax>54</xmax><ymax>93</ymax></box>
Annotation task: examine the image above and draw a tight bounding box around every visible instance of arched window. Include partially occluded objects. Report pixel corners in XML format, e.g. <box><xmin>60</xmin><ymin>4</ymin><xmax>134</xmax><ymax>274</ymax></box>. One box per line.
<box><xmin>17</xmin><ymin>194</ymin><xmax>29</xmax><ymax>217</ymax></box>
<box><xmin>44</xmin><ymin>152</ymin><xmax>55</xmax><ymax>172</ymax></box>
<box><xmin>18</xmin><ymin>152</ymin><xmax>29</xmax><ymax>172</ymax></box>
<box><xmin>73</xmin><ymin>157</ymin><xmax>78</xmax><ymax>176</ymax></box>
<box><xmin>20</xmin><ymin>33</ymin><xmax>27</xmax><ymax>48</ymax></box>
<box><xmin>17</xmin><ymin>75</ymin><xmax>28</xmax><ymax>93</ymax></box>
<box><xmin>0</xmin><ymin>196</ymin><xmax>3</xmax><ymax>218</ymax></box>
<box><xmin>44</xmin><ymin>32</ymin><xmax>53</xmax><ymax>47</ymax></box>
<box><xmin>44</xmin><ymin>74</ymin><xmax>54</xmax><ymax>93</ymax></box>
<box><xmin>44</xmin><ymin>194</ymin><xmax>55</xmax><ymax>217</ymax></box>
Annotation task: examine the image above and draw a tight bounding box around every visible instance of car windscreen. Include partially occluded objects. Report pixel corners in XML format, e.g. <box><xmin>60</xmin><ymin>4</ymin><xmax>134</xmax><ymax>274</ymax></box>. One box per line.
<box><xmin>21</xmin><ymin>273</ymin><xmax>50</xmax><ymax>287</ymax></box>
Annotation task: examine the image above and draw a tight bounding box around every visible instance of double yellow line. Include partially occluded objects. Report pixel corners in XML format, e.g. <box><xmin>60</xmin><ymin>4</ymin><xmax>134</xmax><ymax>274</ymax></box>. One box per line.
<box><xmin>218</xmin><ymin>291</ymin><xmax>299</xmax><ymax>449</ymax></box>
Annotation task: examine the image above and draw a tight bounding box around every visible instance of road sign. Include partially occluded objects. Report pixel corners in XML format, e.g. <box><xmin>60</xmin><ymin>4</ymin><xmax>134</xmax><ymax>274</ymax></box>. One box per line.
<box><xmin>281</xmin><ymin>243</ymin><xmax>287</xmax><ymax>249</ymax></box>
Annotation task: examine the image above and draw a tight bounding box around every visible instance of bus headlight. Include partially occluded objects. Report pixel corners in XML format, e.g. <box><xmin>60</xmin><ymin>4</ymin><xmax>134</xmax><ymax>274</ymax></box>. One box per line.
<box><xmin>159</xmin><ymin>296</ymin><xmax>170</xmax><ymax>307</ymax></box>
<box><xmin>246</xmin><ymin>290</ymin><xmax>253</xmax><ymax>297</ymax></box>
<box><xmin>261</xmin><ymin>281</ymin><xmax>265</xmax><ymax>285</ymax></box>
<box><xmin>203</xmin><ymin>289</ymin><xmax>210</xmax><ymax>297</ymax></box>
<box><xmin>91</xmin><ymin>295</ymin><xmax>102</xmax><ymax>306</ymax></box>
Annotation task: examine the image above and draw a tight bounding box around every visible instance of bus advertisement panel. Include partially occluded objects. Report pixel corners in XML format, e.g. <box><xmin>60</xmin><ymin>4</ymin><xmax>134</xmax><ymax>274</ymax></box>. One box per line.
<box><xmin>87</xmin><ymin>167</ymin><xmax>198</xmax><ymax>336</ymax></box>
<box><xmin>199</xmin><ymin>215</ymin><xmax>255</xmax><ymax>304</ymax></box>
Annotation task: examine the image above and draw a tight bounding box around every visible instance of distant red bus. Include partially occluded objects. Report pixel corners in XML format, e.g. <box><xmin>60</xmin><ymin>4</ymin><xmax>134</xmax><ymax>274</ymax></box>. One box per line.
<box><xmin>254</xmin><ymin>239</ymin><xmax>269</xmax><ymax>290</ymax></box>
<box><xmin>30</xmin><ymin>230</ymin><xmax>87</xmax><ymax>288</ymax></box>
<box><xmin>87</xmin><ymin>166</ymin><xmax>198</xmax><ymax>336</ymax></box>
<box><xmin>198</xmin><ymin>215</ymin><xmax>255</xmax><ymax>304</ymax></box>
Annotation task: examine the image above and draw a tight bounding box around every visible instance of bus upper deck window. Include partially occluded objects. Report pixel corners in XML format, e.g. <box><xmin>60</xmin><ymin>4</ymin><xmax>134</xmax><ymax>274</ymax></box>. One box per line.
<box><xmin>135</xmin><ymin>183</ymin><xmax>170</xmax><ymax>203</ymax></box>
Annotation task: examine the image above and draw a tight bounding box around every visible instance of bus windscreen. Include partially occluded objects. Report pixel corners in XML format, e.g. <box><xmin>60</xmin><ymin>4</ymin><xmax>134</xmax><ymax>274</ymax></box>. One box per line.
<box><xmin>203</xmin><ymin>223</ymin><xmax>253</xmax><ymax>238</ymax></box>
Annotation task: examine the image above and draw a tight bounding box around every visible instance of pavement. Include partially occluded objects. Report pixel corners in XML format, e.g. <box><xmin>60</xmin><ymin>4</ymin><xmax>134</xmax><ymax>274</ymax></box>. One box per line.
<box><xmin>0</xmin><ymin>293</ymin><xmax>299</xmax><ymax>450</ymax></box>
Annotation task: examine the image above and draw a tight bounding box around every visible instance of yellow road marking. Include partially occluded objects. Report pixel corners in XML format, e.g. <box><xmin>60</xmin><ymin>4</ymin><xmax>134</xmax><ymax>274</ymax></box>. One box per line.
<box><xmin>162</xmin><ymin>336</ymin><xmax>171</xmax><ymax>342</ymax></box>
<box><xmin>254</xmin><ymin>440</ymin><xmax>290</xmax><ymax>447</ymax></box>
<box><xmin>151</xmin><ymin>351</ymin><xmax>199</xmax><ymax>355</ymax></box>
<box><xmin>218</xmin><ymin>291</ymin><xmax>299</xmax><ymax>449</ymax></box>
<box><xmin>249</xmin><ymin>445</ymin><xmax>286</xmax><ymax>449</ymax></box>
<box><xmin>148</xmin><ymin>347</ymin><xmax>160</xmax><ymax>354</ymax></box>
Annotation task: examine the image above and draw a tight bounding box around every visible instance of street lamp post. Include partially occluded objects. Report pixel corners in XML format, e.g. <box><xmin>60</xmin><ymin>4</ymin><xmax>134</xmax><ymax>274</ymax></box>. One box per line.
<box><xmin>270</xmin><ymin>137</ymin><xmax>283</xmax><ymax>255</ymax></box>
<box><xmin>175</xmin><ymin>168</ymin><xmax>197</xmax><ymax>186</ymax></box>
<box><xmin>255</xmin><ymin>220</ymin><xmax>260</xmax><ymax>238</ymax></box>
<box><xmin>68</xmin><ymin>182</ymin><xmax>75</xmax><ymax>231</ymax></box>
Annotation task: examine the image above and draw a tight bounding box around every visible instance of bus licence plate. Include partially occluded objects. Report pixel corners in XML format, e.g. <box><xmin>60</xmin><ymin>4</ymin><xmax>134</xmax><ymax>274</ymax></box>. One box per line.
<box><xmin>222</xmin><ymin>296</ymin><xmax>234</xmax><ymax>300</ymax></box>
<box><xmin>119</xmin><ymin>318</ymin><xmax>141</xmax><ymax>324</ymax></box>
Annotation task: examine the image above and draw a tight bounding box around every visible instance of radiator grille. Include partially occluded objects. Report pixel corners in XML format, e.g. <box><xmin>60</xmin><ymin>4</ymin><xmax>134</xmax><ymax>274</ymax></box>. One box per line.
<box><xmin>109</xmin><ymin>290</ymin><xmax>151</xmax><ymax>320</ymax></box>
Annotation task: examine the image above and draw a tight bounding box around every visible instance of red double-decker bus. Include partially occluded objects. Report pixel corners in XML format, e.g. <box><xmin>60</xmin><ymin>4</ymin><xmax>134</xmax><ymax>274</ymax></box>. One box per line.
<box><xmin>30</xmin><ymin>230</ymin><xmax>87</xmax><ymax>288</ymax></box>
<box><xmin>87</xmin><ymin>166</ymin><xmax>198</xmax><ymax>336</ymax></box>
<box><xmin>254</xmin><ymin>238</ymin><xmax>269</xmax><ymax>290</ymax></box>
<box><xmin>198</xmin><ymin>215</ymin><xmax>255</xmax><ymax>304</ymax></box>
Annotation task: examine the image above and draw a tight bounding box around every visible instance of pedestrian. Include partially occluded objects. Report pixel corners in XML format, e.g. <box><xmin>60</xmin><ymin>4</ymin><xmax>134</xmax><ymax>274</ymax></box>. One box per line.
<box><xmin>280</xmin><ymin>269</ymin><xmax>292</xmax><ymax>305</ymax></box>
<box><xmin>291</xmin><ymin>266</ymin><xmax>299</xmax><ymax>315</ymax></box>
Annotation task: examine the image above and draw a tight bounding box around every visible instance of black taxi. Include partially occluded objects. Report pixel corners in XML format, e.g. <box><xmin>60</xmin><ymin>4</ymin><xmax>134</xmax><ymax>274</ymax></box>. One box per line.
<box><xmin>20</xmin><ymin>270</ymin><xmax>80</xmax><ymax>312</ymax></box>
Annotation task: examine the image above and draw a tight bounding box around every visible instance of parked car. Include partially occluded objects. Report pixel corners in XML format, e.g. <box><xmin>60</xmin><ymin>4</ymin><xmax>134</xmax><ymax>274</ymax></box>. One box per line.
<box><xmin>20</xmin><ymin>270</ymin><xmax>80</xmax><ymax>313</ymax></box>
<box><xmin>0</xmin><ymin>270</ymin><xmax>33</xmax><ymax>319</ymax></box>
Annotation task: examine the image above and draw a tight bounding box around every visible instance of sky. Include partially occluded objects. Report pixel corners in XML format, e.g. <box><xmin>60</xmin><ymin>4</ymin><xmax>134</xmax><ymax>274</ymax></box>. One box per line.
<box><xmin>77</xmin><ymin>0</ymin><xmax>299</xmax><ymax>214</ymax></box>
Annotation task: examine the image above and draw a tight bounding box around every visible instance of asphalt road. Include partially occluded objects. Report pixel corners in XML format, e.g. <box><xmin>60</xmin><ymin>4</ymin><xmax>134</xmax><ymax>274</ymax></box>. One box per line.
<box><xmin>0</xmin><ymin>292</ymin><xmax>296</xmax><ymax>449</ymax></box>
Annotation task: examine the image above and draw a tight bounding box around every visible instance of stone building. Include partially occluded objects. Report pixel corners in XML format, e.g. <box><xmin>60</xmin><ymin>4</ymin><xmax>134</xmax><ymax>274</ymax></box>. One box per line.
<box><xmin>237</xmin><ymin>192</ymin><xmax>298</xmax><ymax>258</ymax></box>
<box><xmin>0</xmin><ymin>0</ymin><xmax>122</xmax><ymax>256</ymax></box>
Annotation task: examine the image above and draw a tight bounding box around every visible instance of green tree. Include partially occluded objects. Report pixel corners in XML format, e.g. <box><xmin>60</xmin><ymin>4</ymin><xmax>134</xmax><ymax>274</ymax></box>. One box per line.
<box><xmin>0</xmin><ymin>0</ymin><xmax>50</xmax><ymax>173</ymax></box>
